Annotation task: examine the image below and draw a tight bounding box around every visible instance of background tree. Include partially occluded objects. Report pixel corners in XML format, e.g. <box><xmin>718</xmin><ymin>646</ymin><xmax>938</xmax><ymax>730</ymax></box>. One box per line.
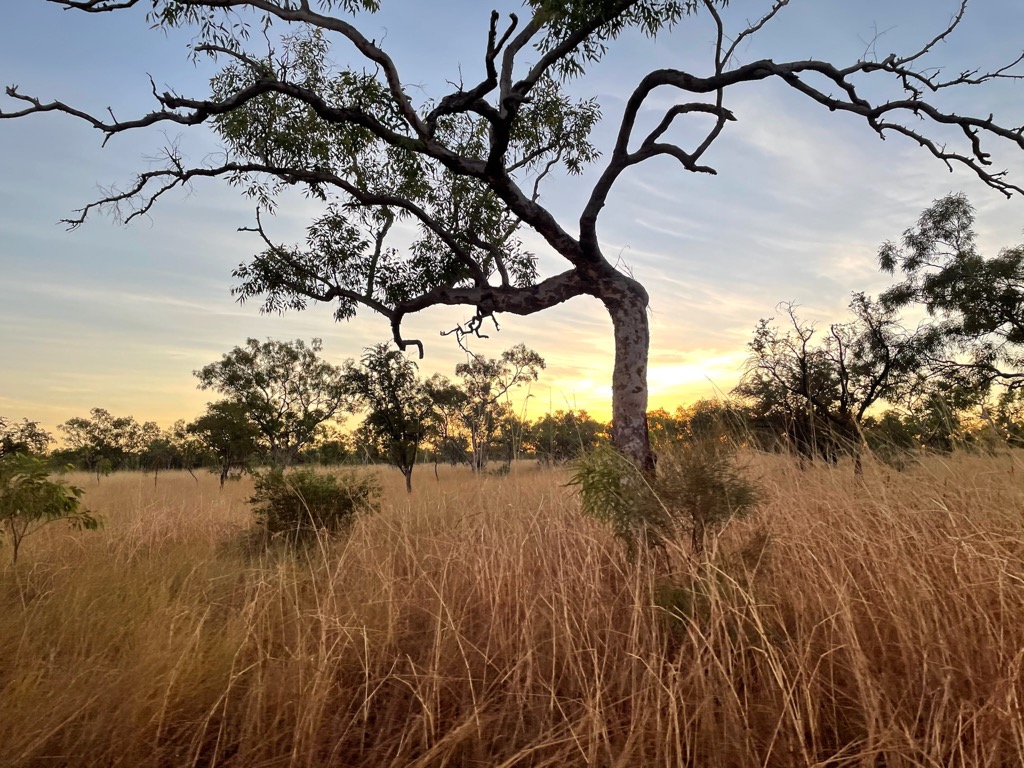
<box><xmin>454</xmin><ymin>344</ymin><xmax>545</xmax><ymax>472</ymax></box>
<box><xmin>341</xmin><ymin>343</ymin><xmax>433</xmax><ymax>493</ymax></box>
<box><xmin>529</xmin><ymin>409</ymin><xmax>605</xmax><ymax>465</ymax></box>
<box><xmin>735</xmin><ymin>295</ymin><xmax>935</xmax><ymax>471</ymax></box>
<box><xmin>646</xmin><ymin>407</ymin><xmax>687</xmax><ymax>446</ymax></box>
<box><xmin>57</xmin><ymin>408</ymin><xmax>156</xmax><ymax>479</ymax></box>
<box><xmin>195</xmin><ymin>338</ymin><xmax>349</xmax><ymax>465</ymax></box>
<box><xmin>5</xmin><ymin>2</ymin><xmax>1023</xmax><ymax>471</ymax></box>
<box><xmin>187</xmin><ymin>400</ymin><xmax>263</xmax><ymax>487</ymax></box>
<box><xmin>422</xmin><ymin>374</ymin><xmax>471</xmax><ymax>471</ymax></box>
<box><xmin>0</xmin><ymin>417</ymin><xmax>52</xmax><ymax>458</ymax></box>
<box><xmin>489</xmin><ymin>410</ymin><xmax>531</xmax><ymax>472</ymax></box>
<box><xmin>167</xmin><ymin>419</ymin><xmax>206</xmax><ymax>480</ymax></box>
<box><xmin>880</xmin><ymin>193</ymin><xmax>1024</xmax><ymax>397</ymax></box>
<box><xmin>141</xmin><ymin>427</ymin><xmax>177</xmax><ymax>484</ymax></box>
<box><xmin>986</xmin><ymin>390</ymin><xmax>1024</xmax><ymax>447</ymax></box>
<box><xmin>299</xmin><ymin>426</ymin><xmax>352</xmax><ymax>466</ymax></box>
<box><xmin>675</xmin><ymin>398</ymin><xmax>751</xmax><ymax>446</ymax></box>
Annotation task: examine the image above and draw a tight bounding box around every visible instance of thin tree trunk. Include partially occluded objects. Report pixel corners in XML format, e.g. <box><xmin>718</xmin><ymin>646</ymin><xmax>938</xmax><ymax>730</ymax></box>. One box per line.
<box><xmin>603</xmin><ymin>277</ymin><xmax>656</xmax><ymax>473</ymax></box>
<box><xmin>404</xmin><ymin>467</ymin><xmax>413</xmax><ymax>494</ymax></box>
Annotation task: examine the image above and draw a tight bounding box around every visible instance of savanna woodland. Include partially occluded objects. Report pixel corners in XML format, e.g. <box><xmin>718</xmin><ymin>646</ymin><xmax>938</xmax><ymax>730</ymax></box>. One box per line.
<box><xmin>3</xmin><ymin>1</ymin><xmax>1024</xmax><ymax>766</ymax></box>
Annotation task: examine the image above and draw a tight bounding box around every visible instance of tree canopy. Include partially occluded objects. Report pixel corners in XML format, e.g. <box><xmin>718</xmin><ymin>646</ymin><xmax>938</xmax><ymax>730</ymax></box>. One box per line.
<box><xmin>880</xmin><ymin>193</ymin><xmax>1024</xmax><ymax>396</ymax></box>
<box><xmin>186</xmin><ymin>400</ymin><xmax>264</xmax><ymax>485</ymax></box>
<box><xmin>194</xmin><ymin>337</ymin><xmax>349</xmax><ymax>464</ymax></box>
<box><xmin>58</xmin><ymin>408</ymin><xmax>160</xmax><ymax>479</ymax></box>
<box><xmin>0</xmin><ymin>418</ymin><xmax>53</xmax><ymax>459</ymax></box>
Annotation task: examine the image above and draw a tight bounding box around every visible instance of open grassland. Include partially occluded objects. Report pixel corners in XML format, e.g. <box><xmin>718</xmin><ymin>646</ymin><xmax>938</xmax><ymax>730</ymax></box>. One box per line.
<box><xmin>2</xmin><ymin>453</ymin><xmax>1024</xmax><ymax>767</ymax></box>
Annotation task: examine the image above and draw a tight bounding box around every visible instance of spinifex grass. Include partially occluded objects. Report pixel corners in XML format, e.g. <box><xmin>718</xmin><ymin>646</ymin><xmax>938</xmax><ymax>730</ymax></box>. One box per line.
<box><xmin>1</xmin><ymin>454</ymin><xmax>1023</xmax><ymax>767</ymax></box>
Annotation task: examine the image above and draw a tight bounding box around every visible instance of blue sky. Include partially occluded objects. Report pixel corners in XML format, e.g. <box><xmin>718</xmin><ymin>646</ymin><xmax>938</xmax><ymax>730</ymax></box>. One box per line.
<box><xmin>2</xmin><ymin>0</ymin><xmax>1023</xmax><ymax>431</ymax></box>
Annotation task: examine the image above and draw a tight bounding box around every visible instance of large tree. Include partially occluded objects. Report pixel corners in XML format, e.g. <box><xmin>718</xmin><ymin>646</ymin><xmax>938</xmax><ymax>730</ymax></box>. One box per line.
<box><xmin>195</xmin><ymin>337</ymin><xmax>349</xmax><ymax>464</ymax></box>
<box><xmin>3</xmin><ymin>1</ymin><xmax>1024</xmax><ymax>470</ymax></box>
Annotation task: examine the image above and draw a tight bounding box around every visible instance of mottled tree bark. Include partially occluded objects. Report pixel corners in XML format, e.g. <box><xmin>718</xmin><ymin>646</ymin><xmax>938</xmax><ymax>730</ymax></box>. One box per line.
<box><xmin>602</xmin><ymin>274</ymin><xmax>656</xmax><ymax>473</ymax></box>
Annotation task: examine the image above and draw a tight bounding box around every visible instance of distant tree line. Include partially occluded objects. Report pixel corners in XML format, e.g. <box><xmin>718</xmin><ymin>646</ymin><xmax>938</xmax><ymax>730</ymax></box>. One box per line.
<box><xmin>0</xmin><ymin>339</ymin><xmax>609</xmax><ymax>491</ymax></box>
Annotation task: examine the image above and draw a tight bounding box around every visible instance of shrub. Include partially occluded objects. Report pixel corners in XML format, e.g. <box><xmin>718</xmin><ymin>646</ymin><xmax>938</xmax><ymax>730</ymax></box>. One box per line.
<box><xmin>571</xmin><ymin>440</ymin><xmax>761</xmax><ymax>558</ymax></box>
<box><xmin>249</xmin><ymin>467</ymin><xmax>380</xmax><ymax>541</ymax></box>
<box><xmin>569</xmin><ymin>444</ymin><xmax>665</xmax><ymax>560</ymax></box>
<box><xmin>0</xmin><ymin>454</ymin><xmax>99</xmax><ymax>564</ymax></box>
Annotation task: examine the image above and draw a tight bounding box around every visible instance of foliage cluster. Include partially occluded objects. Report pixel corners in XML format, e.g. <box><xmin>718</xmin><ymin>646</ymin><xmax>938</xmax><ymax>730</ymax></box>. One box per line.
<box><xmin>0</xmin><ymin>453</ymin><xmax>97</xmax><ymax>564</ymax></box>
<box><xmin>57</xmin><ymin>408</ymin><xmax>163</xmax><ymax>479</ymax></box>
<box><xmin>249</xmin><ymin>467</ymin><xmax>379</xmax><ymax>540</ymax></box>
<box><xmin>572</xmin><ymin>439</ymin><xmax>760</xmax><ymax>558</ymax></box>
<box><xmin>195</xmin><ymin>337</ymin><xmax>349</xmax><ymax>466</ymax></box>
<box><xmin>0</xmin><ymin>417</ymin><xmax>52</xmax><ymax>458</ymax></box>
<box><xmin>528</xmin><ymin>408</ymin><xmax>605</xmax><ymax>464</ymax></box>
<box><xmin>344</xmin><ymin>342</ymin><xmax>548</xmax><ymax>489</ymax></box>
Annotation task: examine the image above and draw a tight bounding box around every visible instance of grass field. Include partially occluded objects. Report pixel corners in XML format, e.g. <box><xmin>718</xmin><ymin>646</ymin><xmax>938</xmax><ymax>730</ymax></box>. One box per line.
<box><xmin>2</xmin><ymin>452</ymin><xmax>1024</xmax><ymax>767</ymax></box>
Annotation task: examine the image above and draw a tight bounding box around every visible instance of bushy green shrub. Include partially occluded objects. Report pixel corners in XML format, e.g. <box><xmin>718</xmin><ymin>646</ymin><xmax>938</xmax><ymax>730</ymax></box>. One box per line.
<box><xmin>569</xmin><ymin>444</ymin><xmax>665</xmax><ymax>559</ymax></box>
<box><xmin>657</xmin><ymin>440</ymin><xmax>761</xmax><ymax>552</ymax></box>
<box><xmin>249</xmin><ymin>468</ymin><xmax>379</xmax><ymax>540</ymax></box>
<box><xmin>570</xmin><ymin>440</ymin><xmax>761</xmax><ymax>558</ymax></box>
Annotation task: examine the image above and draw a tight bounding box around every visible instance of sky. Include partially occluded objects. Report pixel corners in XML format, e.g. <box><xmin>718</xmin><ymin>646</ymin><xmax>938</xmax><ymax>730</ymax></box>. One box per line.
<box><xmin>1</xmin><ymin>0</ymin><xmax>1024</xmax><ymax>433</ymax></box>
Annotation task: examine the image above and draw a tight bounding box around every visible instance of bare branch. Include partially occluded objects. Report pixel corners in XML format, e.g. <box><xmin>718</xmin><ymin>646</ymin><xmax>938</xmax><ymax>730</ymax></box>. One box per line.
<box><xmin>892</xmin><ymin>0</ymin><xmax>968</xmax><ymax>69</ymax></box>
<box><xmin>424</xmin><ymin>11</ymin><xmax>519</xmax><ymax>133</ymax></box>
<box><xmin>48</xmin><ymin>0</ymin><xmax>141</xmax><ymax>9</ymax></box>
<box><xmin>722</xmin><ymin>0</ymin><xmax>791</xmax><ymax>67</ymax></box>
<box><xmin>640</xmin><ymin>103</ymin><xmax>736</xmax><ymax>148</ymax></box>
<box><xmin>194</xmin><ymin>43</ymin><xmax>272</xmax><ymax>75</ymax></box>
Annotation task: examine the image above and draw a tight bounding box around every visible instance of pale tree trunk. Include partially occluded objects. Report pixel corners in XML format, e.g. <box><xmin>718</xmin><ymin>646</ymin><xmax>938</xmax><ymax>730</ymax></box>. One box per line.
<box><xmin>603</xmin><ymin>276</ymin><xmax>656</xmax><ymax>474</ymax></box>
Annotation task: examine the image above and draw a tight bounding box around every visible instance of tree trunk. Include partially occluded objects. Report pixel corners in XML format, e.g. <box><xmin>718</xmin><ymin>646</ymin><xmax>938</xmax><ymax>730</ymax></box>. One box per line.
<box><xmin>603</xmin><ymin>276</ymin><xmax>656</xmax><ymax>474</ymax></box>
<box><xmin>404</xmin><ymin>467</ymin><xmax>413</xmax><ymax>494</ymax></box>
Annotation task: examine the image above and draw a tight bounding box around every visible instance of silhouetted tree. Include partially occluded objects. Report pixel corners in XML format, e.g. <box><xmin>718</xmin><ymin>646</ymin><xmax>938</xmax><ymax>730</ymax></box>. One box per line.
<box><xmin>0</xmin><ymin>417</ymin><xmax>52</xmax><ymax>458</ymax></box>
<box><xmin>455</xmin><ymin>344</ymin><xmax>545</xmax><ymax>471</ymax></box>
<box><xmin>880</xmin><ymin>193</ymin><xmax>1024</xmax><ymax>397</ymax></box>
<box><xmin>58</xmin><ymin>408</ymin><xmax>157</xmax><ymax>480</ymax></box>
<box><xmin>735</xmin><ymin>295</ymin><xmax>935</xmax><ymax>472</ymax></box>
<box><xmin>341</xmin><ymin>343</ymin><xmax>433</xmax><ymax>492</ymax></box>
<box><xmin>422</xmin><ymin>374</ymin><xmax>471</xmax><ymax>471</ymax></box>
<box><xmin>529</xmin><ymin>409</ymin><xmax>605</xmax><ymax>464</ymax></box>
<box><xmin>195</xmin><ymin>338</ymin><xmax>349</xmax><ymax>465</ymax></box>
<box><xmin>187</xmin><ymin>401</ymin><xmax>263</xmax><ymax>486</ymax></box>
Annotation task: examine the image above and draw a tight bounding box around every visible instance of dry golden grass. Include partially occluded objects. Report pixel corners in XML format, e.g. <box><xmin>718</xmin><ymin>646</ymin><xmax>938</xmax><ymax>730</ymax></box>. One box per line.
<box><xmin>2</xmin><ymin>453</ymin><xmax>1024</xmax><ymax>767</ymax></box>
